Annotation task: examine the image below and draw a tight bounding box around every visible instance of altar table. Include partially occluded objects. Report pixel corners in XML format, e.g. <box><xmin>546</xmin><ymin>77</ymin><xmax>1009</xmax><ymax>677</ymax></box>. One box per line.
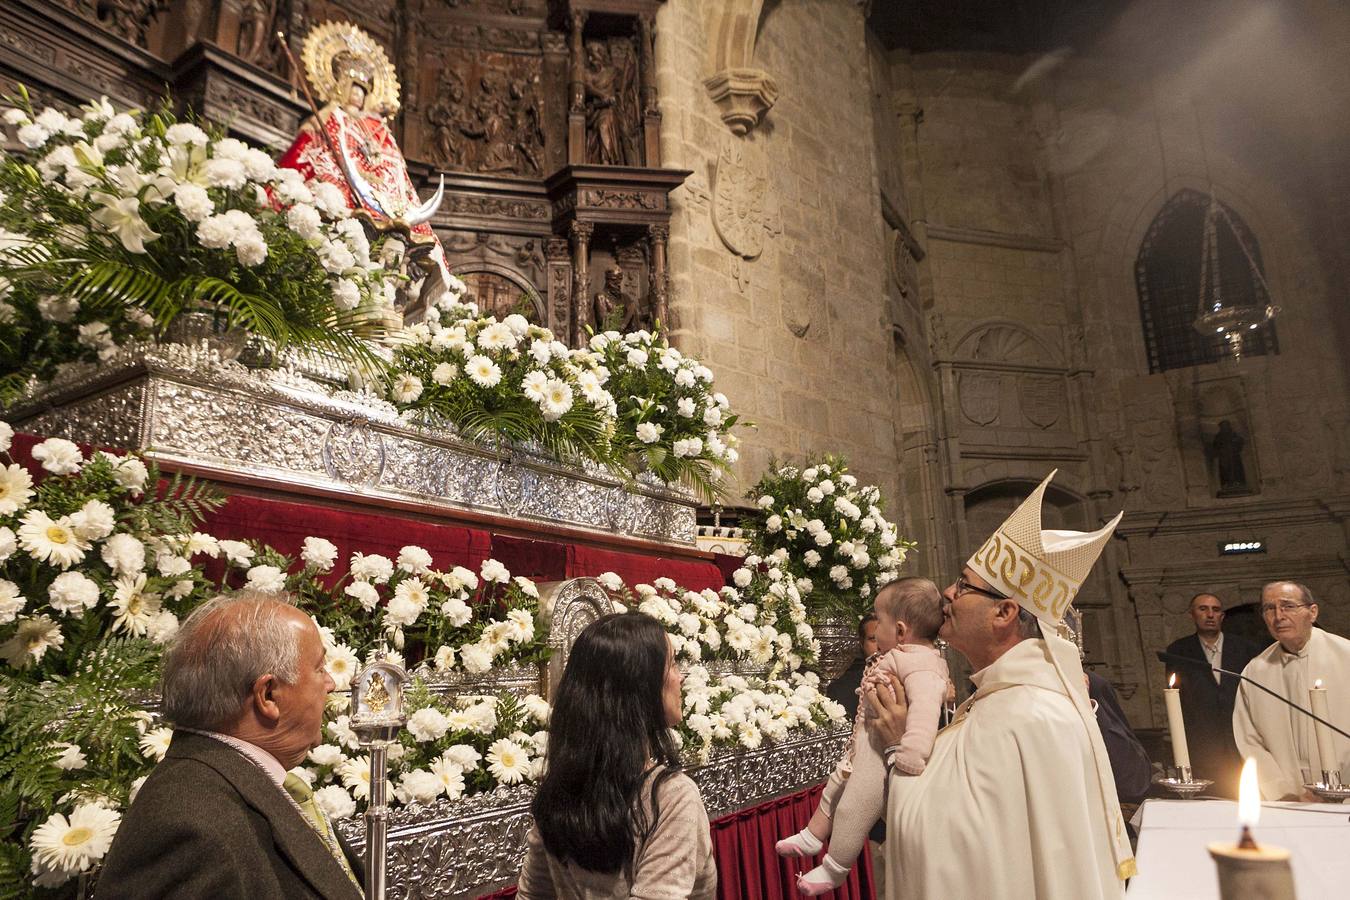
<box><xmin>1128</xmin><ymin>798</ymin><xmax>1350</xmax><ymax>899</ymax></box>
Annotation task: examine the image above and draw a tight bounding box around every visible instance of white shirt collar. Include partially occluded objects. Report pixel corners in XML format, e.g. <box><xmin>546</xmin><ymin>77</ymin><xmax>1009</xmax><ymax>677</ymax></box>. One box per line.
<box><xmin>183</xmin><ymin>729</ymin><xmax>287</xmax><ymax>787</ymax></box>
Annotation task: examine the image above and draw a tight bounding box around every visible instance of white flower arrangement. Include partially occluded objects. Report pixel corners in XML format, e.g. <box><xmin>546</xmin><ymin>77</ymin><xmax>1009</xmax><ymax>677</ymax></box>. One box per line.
<box><xmin>220</xmin><ymin>541</ymin><xmax>547</xmax><ymax>680</ymax></box>
<box><xmin>0</xmin><ymin>90</ymin><xmax>400</xmax><ymax>402</ymax></box>
<box><xmin>592</xmin><ymin>327</ymin><xmax>742</xmax><ymax>500</ymax></box>
<box><xmin>0</xmin><ymin>433</ymin><xmax>219</xmax><ymax>672</ymax></box>
<box><xmin>302</xmin><ymin>687</ymin><xmax>550</xmax><ymax>814</ymax></box>
<box><xmin>743</xmin><ymin>456</ymin><xmax>915</xmax><ymax>619</ymax></box>
<box><xmin>381</xmin><ymin>304</ymin><xmax>616</xmax><ymax>467</ymax></box>
<box><xmin>678</xmin><ymin>666</ymin><xmax>846</xmax><ymax>764</ymax></box>
<box><xmin>1</xmin><ymin>426</ymin><xmax>230</xmax><ymax>889</ymax></box>
<box><xmin>594</xmin><ymin>559</ymin><xmax>818</xmax><ymax>675</ymax></box>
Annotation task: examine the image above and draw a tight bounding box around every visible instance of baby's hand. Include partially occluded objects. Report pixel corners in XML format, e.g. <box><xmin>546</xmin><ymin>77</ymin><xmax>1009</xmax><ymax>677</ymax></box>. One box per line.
<box><xmin>860</xmin><ymin>673</ymin><xmax>897</xmax><ymax>716</ymax></box>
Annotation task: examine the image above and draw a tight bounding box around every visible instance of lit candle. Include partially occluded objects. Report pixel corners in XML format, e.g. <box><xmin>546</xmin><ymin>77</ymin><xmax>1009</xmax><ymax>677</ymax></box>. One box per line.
<box><xmin>1309</xmin><ymin>679</ymin><xmax>1338</xmax><ymax>781</ymax></box>
<box><xmin>1208</xmin><ymin>759</ymin><xmax>1296</xmax><ymax>900</ymax></box>
<box><xmin>1164</xmin><ymin>672</ymin><xmax>1191</xmax><ymax>773</ymax></box>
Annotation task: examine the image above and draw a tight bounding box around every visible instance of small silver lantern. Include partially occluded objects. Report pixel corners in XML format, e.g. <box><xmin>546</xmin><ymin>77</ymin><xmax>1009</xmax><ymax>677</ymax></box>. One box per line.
<box><xmin>349</xmin><ymin>651</ymin><xmax>408</xmax><ymax>900</ymax></box>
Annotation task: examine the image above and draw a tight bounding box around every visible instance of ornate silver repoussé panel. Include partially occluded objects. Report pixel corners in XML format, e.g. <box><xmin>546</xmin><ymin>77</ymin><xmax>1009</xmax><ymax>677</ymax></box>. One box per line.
<box><xmin>6</xmin><ymin>347</ymin><xmax>697</xmax><ymax>545</ymax></box>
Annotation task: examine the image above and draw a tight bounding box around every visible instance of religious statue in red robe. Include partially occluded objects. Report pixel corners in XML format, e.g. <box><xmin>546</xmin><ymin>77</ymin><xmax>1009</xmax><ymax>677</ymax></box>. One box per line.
<box><xmin>279</xmin><ymin>21</ymin><xmax>455</xmax><ymax>318</ymax></box>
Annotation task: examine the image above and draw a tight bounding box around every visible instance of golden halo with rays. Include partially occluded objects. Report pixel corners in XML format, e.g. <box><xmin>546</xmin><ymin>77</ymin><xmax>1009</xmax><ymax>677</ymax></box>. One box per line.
<box><xmin>301</xmin><ymin>21</ymin><xmax>401</xmax><ymax>116</ymax></box>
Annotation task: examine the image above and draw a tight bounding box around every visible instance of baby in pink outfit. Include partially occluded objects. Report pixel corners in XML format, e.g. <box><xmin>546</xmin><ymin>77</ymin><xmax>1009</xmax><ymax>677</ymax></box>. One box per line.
<box><xmin>776</xmin><ymin>577</ymin><xmax>949</xmax><ymax>895</ymax></box>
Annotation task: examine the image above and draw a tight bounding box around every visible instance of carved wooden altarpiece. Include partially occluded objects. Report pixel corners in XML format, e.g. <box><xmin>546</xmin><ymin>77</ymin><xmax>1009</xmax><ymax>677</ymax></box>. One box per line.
<box><xmin>0</xmin><ymin>0</ymin><xmax>687</xmax><ymax>346</ymax></box>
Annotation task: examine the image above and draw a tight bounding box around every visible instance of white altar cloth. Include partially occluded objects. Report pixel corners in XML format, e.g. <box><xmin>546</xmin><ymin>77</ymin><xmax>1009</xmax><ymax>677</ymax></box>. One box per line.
<box><xmin>1127</xmin><ymin>798</ymin><xmax>1350</xmax><ymax>899</ymax></box>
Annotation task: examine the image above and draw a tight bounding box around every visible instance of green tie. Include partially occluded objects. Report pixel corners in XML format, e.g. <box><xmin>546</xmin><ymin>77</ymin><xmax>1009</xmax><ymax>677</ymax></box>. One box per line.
<box><xmin>283</xmin><ymin>772</ymin><xmax>362</xmax><ymax>890</ymax></box>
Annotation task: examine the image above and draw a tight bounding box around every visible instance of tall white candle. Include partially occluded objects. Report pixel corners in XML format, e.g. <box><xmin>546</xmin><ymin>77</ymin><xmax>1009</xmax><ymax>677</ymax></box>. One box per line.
<box><xmin>1309</xmin><ymin>679</ymin><xmax>1337</xmax><ymax>778</ymax></box>
<box><xmin>1165</xmin><ymin>673</ymin><xmax>1191</xmax><ymax>770</ymax></box>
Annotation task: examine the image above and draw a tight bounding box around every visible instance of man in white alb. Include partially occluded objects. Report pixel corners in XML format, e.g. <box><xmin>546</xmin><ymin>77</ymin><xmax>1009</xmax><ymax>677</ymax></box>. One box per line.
<box><xmin>1233</xmin><ymin>581</ymin><xmax>1350</xmax><ymax>800</ymax></box>
<box><xmin>868</xmin><ymin>471</ymin><xmax>1134</xmax><ymax>900</ymax></box>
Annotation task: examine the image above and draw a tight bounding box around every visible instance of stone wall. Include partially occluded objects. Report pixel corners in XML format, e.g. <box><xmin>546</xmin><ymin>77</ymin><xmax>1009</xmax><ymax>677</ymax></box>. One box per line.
<box><xmin>655</xmin><ymin>0</ymin><xmax>900</xmax><ymax>507</ymax></box>
<box><xmin>894</xmin><ymin>45</ymin><xmax>1350</xmax><ymax>727</ymax></box>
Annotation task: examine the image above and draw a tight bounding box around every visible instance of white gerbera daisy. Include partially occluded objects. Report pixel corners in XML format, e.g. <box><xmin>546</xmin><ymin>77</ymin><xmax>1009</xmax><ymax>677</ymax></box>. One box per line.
<box><xmin>138</xmin><ymin>726</ymin><xmax>173</xmax><ymax>761</ymax></box>
<box><xmin>1</xmin><ymin>615</ymin><xmax>64</xmax><ymax>667</ymax></box>
<box><xmin>391</xmin><ymin>373</ymin><xmax>423</xmax><ymax>403</ymax></box>
<box><xmin>466</xmin><ymin>355</ymin><xmax>502</xmax><ymax>388</ymax></box>
<box><xmin>521</xmin><ymin>370</ymin><xmax>548</xmax><ymax>402</ymax></box>
<box><xmin>18</xmin><ymin>511</ymin><xmax>90</xmax><ymax>569</ymax></box>
<box><xmin>486</xmin><ymin>738</ymin><xmax>532</xmax><ymax>785</ymax></box>
<box><xmin>339</xmin><ymin>755</ymin><xmax>372</xmax><ymax>799</ymax></box>
<box><xmin>476</xmin><ymin>321</ymin><xmax>517</xmax><ymax>351</ymax></box>
<box><xmin>28</xmin><ymin>803</ymin><xmax>121</xmax><ymax>877</ymax></box>
<box><xmin>325</xmin><ymin>644</ymin><xmax>359</xmax><ymax>691</ymax></box>
<box><xmin>505</xmin><ymin>608</ymin><xmax>535</xmax><ymax>642</ymax></box>
<box><xmin>430</xmin><ymin>757</ymin><xmax>466</xmax><ymax>800</ymax></box>
<box><xmin>0</xmin><ymin>463</ymin><xmax>34</xmax><ymax>515</ymax></box>
<box><xmin>539</xmin><ymin>379</ymin><xmax>573</xmax><ymax>422</ymax></box>
<box><xmin>107</xmin><ymin>574</ymin><xmax>161</xmax><ymax>635</ymax></box>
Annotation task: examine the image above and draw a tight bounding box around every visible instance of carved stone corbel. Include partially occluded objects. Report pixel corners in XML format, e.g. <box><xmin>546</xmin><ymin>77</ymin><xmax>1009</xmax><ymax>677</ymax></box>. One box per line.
<box><xmin>703</xmin><ymin>0</ymin><xmax>779</xmax><ymax>137</ymax></box>
<box><xmin>703</xmin><ymin>69</ymin><xmax>779</xmax><ymax>137</ymax></box>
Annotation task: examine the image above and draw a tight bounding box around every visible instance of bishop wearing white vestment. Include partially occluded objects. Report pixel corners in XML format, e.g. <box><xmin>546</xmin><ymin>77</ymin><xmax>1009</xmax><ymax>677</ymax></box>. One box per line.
<box><xmin>871</xmin><ymin>471</ymin><xmax>1135</xmax><ymax>900</ymax></box>
<box><xmin>1233</xmin><ymin>581</ymin><xmax>1350</xmax><ymax>800</ymax></box>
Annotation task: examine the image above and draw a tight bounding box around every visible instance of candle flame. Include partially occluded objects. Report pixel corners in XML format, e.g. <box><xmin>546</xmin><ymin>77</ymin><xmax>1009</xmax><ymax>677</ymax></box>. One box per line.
<box><xmin>1315</xmin><ymin>678</ymin><xmax>1323</xmax><ymax>689</ymax></box>
<box><xmin>1238</xmin><ymin>757</ymin><xmax>1260</xmax><ymax>828</ymax></box>
<box><xmin>1169</xmin><ymin>673</ymin><xmax>1177</xmax><ymax>688</ymax></box>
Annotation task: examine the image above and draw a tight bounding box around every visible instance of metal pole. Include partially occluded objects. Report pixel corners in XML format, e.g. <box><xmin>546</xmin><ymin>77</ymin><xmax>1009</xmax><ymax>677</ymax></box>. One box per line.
<box><xmin>365</xmin><ymin>742</ymin><xmax>388</xmax><ymax>900</ymax></box>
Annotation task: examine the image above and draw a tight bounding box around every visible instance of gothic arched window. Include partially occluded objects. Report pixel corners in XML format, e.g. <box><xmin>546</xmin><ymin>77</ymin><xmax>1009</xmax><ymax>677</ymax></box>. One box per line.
<box><xmin>1135</xmin><ymin>189</ymin><xmax>1278</xmax><ymax>373</ymax></box>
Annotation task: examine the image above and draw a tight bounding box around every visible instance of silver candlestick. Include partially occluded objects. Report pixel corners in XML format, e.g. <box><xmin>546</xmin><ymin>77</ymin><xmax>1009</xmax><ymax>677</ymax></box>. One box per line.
<box><xmin>349</xmin><ymin>650</ymin><xmax>409</xmax><ymax>900</ymax></box>
<box><xmin>1154</xmin><ymin>764</ymin><xmax>1214</xmax><ymax>799</ymax></box>
<box><xmin>1304</xmin><ymin>769</ymin><xmax>1350</xmax><ymax>803</ymax></box>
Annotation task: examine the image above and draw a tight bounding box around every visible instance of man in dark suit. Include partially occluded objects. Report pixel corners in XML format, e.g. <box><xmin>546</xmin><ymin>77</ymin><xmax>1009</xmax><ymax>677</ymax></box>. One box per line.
<box><xmin>1164</xmin><ymin>592</ymin><xmax>1264</xmax><ymax>798</ymax></box>
<box><xmin>98</xmin><ymin>592</ymin><xmax>364</xmax><ymax>899</ymax></box>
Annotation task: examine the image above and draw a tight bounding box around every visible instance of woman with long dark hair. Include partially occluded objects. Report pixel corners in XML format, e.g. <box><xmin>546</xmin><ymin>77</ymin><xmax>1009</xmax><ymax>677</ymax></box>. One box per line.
<box><xmin>517</xmin><ymin>611</ymin><xmax>717</xmax><ymax>898</ymax></box>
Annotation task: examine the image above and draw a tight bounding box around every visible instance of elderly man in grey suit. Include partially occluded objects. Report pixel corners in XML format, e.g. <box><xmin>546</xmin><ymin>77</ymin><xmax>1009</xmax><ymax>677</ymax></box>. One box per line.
<box><xmin>98</xmin><ymin>591</ymin><xmax>363</xmax><ymax>899</ymax></box>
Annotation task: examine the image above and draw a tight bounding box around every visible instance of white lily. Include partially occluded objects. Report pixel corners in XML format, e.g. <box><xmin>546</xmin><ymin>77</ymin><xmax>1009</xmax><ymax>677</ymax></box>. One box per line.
<box><xmin>90</xmin><ymin>194</ymin><xmax>159</xmax><ymax>253</ymax></box>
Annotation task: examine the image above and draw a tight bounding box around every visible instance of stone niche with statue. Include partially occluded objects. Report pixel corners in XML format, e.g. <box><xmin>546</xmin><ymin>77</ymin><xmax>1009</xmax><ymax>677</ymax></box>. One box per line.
<box><xmin>0</xmin><ymin>0</ymin><xmax>688</xmax><ymax>347</ymax></box>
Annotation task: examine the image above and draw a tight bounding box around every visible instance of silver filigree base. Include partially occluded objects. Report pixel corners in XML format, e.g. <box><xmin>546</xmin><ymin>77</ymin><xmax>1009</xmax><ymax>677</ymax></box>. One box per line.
<box><xmin>1153</xmin><ymin>775</ymin><xmax>1214</xmax><ymax>799</ymax></box>
<box><xmin>6</xmin><ymin>348</ymin><xmax>697</xmax><ymax>545</ymax></box>
<box><xmin>1305</xmin><ymin>770</ymin><xmax>1350</xmax><ymax>802</ymax></box>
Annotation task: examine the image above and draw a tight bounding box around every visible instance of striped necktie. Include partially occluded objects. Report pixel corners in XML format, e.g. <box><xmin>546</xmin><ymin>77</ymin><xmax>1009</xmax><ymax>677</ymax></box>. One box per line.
<box><xmin>282</xmin><ymin>772</ymin><xmax>362</xmax><ymax>890</ymax></box>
